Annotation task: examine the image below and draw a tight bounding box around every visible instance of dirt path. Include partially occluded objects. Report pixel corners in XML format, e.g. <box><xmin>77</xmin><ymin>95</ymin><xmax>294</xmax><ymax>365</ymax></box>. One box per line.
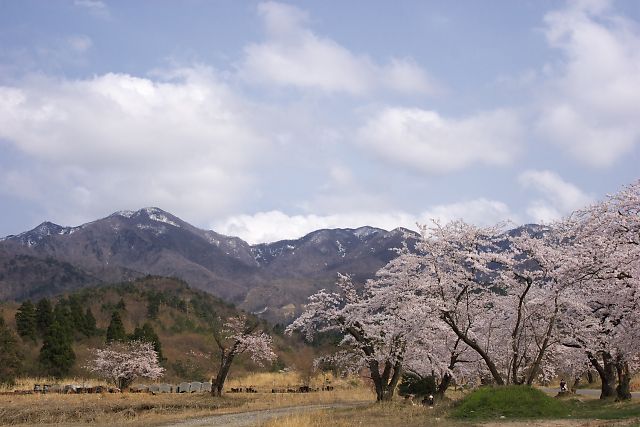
<box><xmin>163</xmin><ymin>402</ymin><xmax>368</xmax><ymax>427</ymax></box>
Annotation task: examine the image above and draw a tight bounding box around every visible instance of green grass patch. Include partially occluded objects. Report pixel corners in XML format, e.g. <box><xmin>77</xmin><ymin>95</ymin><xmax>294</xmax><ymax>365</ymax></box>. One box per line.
<box><xmin>449</xmin><ymin>385</ymin><xmax>571</xmax><ymax>420</ymax></box>
<box><xmin>566</xmin><ymin>399</ymin><xmax>640</xmax><ymax>420</ymax></box>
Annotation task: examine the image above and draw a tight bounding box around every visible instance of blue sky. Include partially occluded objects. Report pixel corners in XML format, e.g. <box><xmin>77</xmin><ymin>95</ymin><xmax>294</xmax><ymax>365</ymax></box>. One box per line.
<box><xmin>0</xmin><ymin>0</ymin><xmax>639</xmax><ymax>243</ymax></box>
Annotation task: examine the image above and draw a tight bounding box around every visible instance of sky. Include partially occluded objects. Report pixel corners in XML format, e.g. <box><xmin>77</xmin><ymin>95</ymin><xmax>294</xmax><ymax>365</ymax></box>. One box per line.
<box><xmin>0</xmin><ymin>0</ymin><xmax>639</xmax><ymax>243</ymax></box>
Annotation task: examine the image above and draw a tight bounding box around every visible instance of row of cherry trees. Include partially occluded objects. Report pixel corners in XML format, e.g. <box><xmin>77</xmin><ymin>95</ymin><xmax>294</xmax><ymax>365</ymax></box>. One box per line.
<box><xmin>288</xmin><ymin>181</ymin><xmax>639</xmax><ymax>401</ymax></box>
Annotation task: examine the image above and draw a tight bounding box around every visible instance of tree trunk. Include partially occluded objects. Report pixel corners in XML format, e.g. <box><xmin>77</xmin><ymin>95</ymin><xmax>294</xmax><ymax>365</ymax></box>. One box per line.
<box><xmin>615</xmin><ymin>359</ymin><xmax>632</xmax><ymax>401</ymax></box>
<box><xmin>118</xmin><ymin>377</ymin><xmax>134</xmax><ymax>391</ymax></box>
<box><xmin>588</xmin><ymin>351</ymin><xmax>616</xmax><ymax>399</ymax></box>
<box><xmin>370</xmin><ymin>359</ymin><xmax>402</xmax><ymax>401</ymax></box>
<box><xmin>511</xmin><ymin>276</ymin><xmax>532</xmax><ymax>385</ymax></box>
<box><xmin>525</xmin><ymin>294</ymin><xmax>559</xmax><ymax>386</ymax></box>
<box><xmin>572</xmin><ymin>376</ymin><xmax>580</xmax><ymax>392</ymax></box>
<box><xmin>443</xmin><ymin>313</ymin><xmax>505</xmax><ymax>385</ymax></box>
<box><xmin>436</xmin><ymin>373</ymin><xmax>452</xmax><ymax>398</ymax></box>
<box><xmin>587</xmin><ymin>370</ymin><xmax>594</xmax><ymax>384</ymax></box>
<box><xmin>212</xmin><ymin>352</ymin><xmax>235</xmax><ymax>397</ymax></box>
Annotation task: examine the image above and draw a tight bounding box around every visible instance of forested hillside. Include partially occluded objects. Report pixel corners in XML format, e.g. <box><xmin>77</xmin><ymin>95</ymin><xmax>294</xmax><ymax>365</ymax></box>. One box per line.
<box><xmin>0</xmin><ymin>276</ymin><xmax>316</xmax><ymax>384</ymax></box>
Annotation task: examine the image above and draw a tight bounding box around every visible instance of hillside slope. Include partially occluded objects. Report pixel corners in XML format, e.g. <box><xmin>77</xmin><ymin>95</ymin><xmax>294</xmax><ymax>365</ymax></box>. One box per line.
<box><xmin>0</xmin><ymin>276</ymin><xmax>307</xmax><ymax>382</ymax></box>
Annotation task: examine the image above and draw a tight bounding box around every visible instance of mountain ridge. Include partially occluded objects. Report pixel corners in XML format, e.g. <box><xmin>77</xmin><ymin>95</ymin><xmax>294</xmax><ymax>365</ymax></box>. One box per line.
<box><xmin>0</xmin><ymin>207</ymin><xmax>416</xmax><ymax>321</ymax></box>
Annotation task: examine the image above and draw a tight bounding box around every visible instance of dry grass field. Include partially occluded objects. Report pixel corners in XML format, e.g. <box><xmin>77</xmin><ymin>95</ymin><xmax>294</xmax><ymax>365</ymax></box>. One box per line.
<box><xmin>0</xmin><ymin>372</ymin><xmax>373</xmax><ymax>426</ymax></box>
<box><xmin>1</xmin><ymin>373</ymin><xmax>639</xmax><ymax>426</ymax></box>
<box><xmin>258</xmin><ymin>401</ymin><xmax>449</xmax><ymax>427</ymax></box>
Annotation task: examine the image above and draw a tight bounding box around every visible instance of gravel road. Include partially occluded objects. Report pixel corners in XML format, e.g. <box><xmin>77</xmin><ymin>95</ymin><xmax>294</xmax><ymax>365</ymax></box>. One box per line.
<box><xmin>164</xmin><ymin>402</ymin><xmax>368</xmax><ymax>427</ymax></box>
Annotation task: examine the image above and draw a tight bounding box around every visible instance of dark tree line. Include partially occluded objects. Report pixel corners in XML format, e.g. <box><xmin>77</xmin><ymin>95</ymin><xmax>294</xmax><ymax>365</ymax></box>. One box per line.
<box><xmin>13</xmin><ymin>296</ymin><xmax>99</xmax><ymax>379</ymax></box>
<box><xmin>105</xmin><ymin>311</ymin><xmax>164</xmax><ymax>361</ymax></box>
<box><xmin>0</xmin><ymin>315</ymin><xmax>22</xmax><ymax>385</ymax></box>
<box><xmin>6</xmin><ymin>296</ymin><xmax>162</xmax><ymax>381</ymax></box>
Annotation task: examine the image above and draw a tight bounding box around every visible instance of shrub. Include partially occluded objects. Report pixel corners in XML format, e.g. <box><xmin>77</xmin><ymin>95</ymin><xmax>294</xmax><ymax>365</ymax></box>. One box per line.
<box><xmin>398</xmin><ymin>372</ymin><xmax>437</xmax><ymax>397</ymax></box>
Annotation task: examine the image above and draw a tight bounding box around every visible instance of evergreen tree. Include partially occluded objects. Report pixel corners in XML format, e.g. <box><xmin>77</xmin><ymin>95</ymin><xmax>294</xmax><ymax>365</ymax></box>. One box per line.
<box><xmin>146</xmin><ymin>293</ymin><xmax>161</xmax><ymax>320</ymax></box>
<box><xmin>53</xmin><ymin>302</ymin><xmax>73</xmax><ymax>340</ymax></box>
<box><xmin>82</xmin><ymin>308</ymin><xmax>97</xmax><ymax>337</ymax></box>
<box><xmin>130</xmin><ymin>322</ymin><xmax>164</xmax><ymax>361</ymax></box>
<box><xmin>39</xmin><ymin>318</ymin><xmax>75</xmax><ymax>378</ymax></box>
<box><xmin>15</xmin><ymin>300</ymin><xmax>37</xmax><ymax>341</ymax></box>
<box><xmin>106</xmin><ymin>311</ymin><xmax>127</xmax><ymax>343</ymax></box>
<box><xmin>0</xmin><ymin>315</ymin><xmax>22</xmax><ymax>385</ymax></box>
<box><xmin>67</xmin><ymin>296</ymin><xmax>86</xmax><ymax>333</ymax></box>
<box><xmin>35</xmin><ymin>298</ymin><xmax>53</xmax><ymax>338</ymax></box>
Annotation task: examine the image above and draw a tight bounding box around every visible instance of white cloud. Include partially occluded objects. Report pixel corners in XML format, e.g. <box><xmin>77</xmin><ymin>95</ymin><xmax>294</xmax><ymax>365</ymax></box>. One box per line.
<box><xmin>74</xmin><ymin>0</ymin><xmax>110</xmax><ymax>19</ymax></box>
<box><xmin>215</xmin><ymin>198</ymin><xmax>515</xmax><ymax>244</ymax></box>
<box><xmin>537</xmin><ymin>0</ymin><xmax>640</xmax><ymax>167</ymax></box>
<box><xmin>518</xmin><ymin>169</ymin><xmax>593</xmax><ymax>223</ymax></box>
<box><xmin>419</xmin><ymin>198</ymin><xmax>516</xmax><ymax>227</ymax></box>
<box><xmin>240</xmin><ymin>1</ymin><xmax>437</xmax><ymax>95</ymax></box>
<box><xmin>356</xmin><ymin>107</ymin><xmax>523</xmax><ymax>174</ymax></box>
<box><xmin>0</xmin><ymin>67</ymin><xmax>266</xmax><ymax>226</ymax></box>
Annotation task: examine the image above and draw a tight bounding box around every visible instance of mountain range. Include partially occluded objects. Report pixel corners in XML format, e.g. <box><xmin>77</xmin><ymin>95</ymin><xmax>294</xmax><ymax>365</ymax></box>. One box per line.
<box><xmin>0</xmin><ymin>208</ymin><xmax>416</xmax><ymax>321</ymax></box>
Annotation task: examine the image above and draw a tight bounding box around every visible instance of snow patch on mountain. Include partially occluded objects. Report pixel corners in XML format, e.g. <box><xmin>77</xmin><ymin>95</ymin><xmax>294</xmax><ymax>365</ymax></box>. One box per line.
<box><xmin>113</xmin><ymin>210</ymin><xmax>135</xmax><ymax>218</ymax></box>
<box><xmin>141</xmin><ymin>208</ymin><xmax>181</xmax><ymax>227</ymax></box>
<box><xmin>353</xmin><ymin>226</ymin><xmax>382</xmax><ymax>239</ymax></box>
<box><xmin>10</xmin><ymin>222</ymin><xmax>83</xmax><ymax>247</ymax></box>
<box><xmin>137</xmin><ymin>223</ymin><xmax>167</xmax><ymax>236</ymax></box>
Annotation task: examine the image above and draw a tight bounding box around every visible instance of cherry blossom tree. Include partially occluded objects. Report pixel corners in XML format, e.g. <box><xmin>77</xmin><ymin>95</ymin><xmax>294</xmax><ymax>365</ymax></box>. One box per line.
<box><xmin>289</xmin><ymin>179</ymin><xmax>639</xmax><ymax>402</ymax></box>
<box><xmin>288</xmin><ymin>273</ymin><xmax>419</xmax><ymax>401</ymax></box>
<box><xmin>86</xmin><ymin>340</ymin><xmax>164</xmax><ymax>390</ymax></box>
<box><xmin>288</xmin><ymin>267</ymin><xmax>478</xmax><ymax>401</ymax></box>
<box><xmin>503</xmin><ymin>226</ymin><xmax>573</xmax><ymax>385</ymax></box>
<box><xmin>378</xmin><ymin>220</ymin><xmax>571</xmax><ymax>387</ymax></box>
<box><xmin>368</xmin><ymin>247</ymin><xmax>484</xmax><ymax>397</ymax></box>
<box><xmin>558</xmin><ymin>180</ymin><xmax>640</xmax><ymax>400</ymax></box>
<box><xmin>212</xmin><ymin>315</ymin><xmax>275</xmax><ymax>396</ymax></box>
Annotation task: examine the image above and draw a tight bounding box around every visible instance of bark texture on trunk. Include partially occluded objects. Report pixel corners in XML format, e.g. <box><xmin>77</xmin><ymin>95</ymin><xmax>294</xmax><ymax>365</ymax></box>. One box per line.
<box><xmin>615</xmin><ymin>359</ymin><xmax>632</xmax><ymax>401</ymax></box>
<box><xmin>211</xmin><ymin>339</ymin><xmax>240</xmax><ymax>397</ymax></box>
<box><xmin>346</xmin><ymin>323</ymin><xmax>404</xmax><ymax>402</ymax></box>
<box><xmin>212</xmin><ymin>355</ymin><xmax>234</xmax><ymax>396</ymax></box>
<box><xmin>370</xmin><ymin>359</ymin><xmax>403</xmax><ymax>401</ymax></box>
<box><xmin>436</xmin><ymin>373</ymin><xmax>452</xmax><ymax>398</ymax></box>
<box><xmin>588</xmin><ymin>351</ymin><xmax>616</xmax><ymax>399</ymax></box>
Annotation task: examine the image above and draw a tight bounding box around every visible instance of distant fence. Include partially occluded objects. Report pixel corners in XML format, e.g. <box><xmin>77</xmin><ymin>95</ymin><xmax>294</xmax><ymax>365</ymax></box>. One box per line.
<box><xmin>3</xmin><ymin>381</ymin><xmax>334</xmax><ymax>395</ymax></box>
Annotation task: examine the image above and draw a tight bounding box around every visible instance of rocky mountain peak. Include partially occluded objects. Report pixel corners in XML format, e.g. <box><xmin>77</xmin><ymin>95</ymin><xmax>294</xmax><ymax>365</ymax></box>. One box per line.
<box><xmin>110</xmin><ymin>207</ymin><xmax>183</xmax><ymax>228</ymax></box>
<box><xmin>0</xmin><ymin>207</ymin><xmax>420</xmax><ymax>321</ymax></box>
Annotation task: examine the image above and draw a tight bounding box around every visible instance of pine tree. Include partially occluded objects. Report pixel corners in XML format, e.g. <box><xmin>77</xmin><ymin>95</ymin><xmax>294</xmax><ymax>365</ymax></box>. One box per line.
<box><xmin>0</xmin><ymin>315</ymin><xmax>22</xmax><ymax>385</ymax></box>
<box><xmin>67</xmin><ymin>296</ymin><xmax>85</xmax><ymax>332</ymax></box>
<box><xmin>146</xmin><ymin>293</ymin><xmax>161</xmax><ymax>320</ymax></box>
<box><xmin>106</xmin><ymin>311</ymin><xmax>126</xmax><ymax>343</ymax></box>
<box><xmin>53</xmin><ymin>302</ymin><xmax>73</xmax><ymax>340</ymax></box>
<box><xmin>15</xmin><ymin>300</ymin><xmax>37</xmax><ymax>341</ymax></box>
<box><xmin>82</xmin><ymin>308</ymin><xmax>97</xmax><ymax>337</ymax></box>
<box><xmin>130</xmin><ymin>322</ymin><xmax>164</xmax><ymax>361</ymax></box>
<box><xmin>39</xmin><ymin>318</ymin><xmax>75</xmax><ymax>378</ymax></box>
<box><xmin>35</xmin><ymin>298</ymin><xmax>53</xmax><ymax>338</ymax></box>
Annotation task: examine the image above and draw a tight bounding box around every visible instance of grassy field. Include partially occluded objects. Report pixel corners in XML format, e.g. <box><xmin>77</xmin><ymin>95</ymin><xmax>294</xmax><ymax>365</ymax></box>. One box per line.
<box><xmin>258</xmin><ymin>386</ymin><xmax>640</xmax><ymax>427</ymax></box>
<box><xmin>1</xmin><ymin>375</ymin><xmax>639</xmax><ymax>426</ymax></box>
<box><xmin>0</xmin><ymin>372</ymin><xmax>373</xmax><ymax>426</ymax></box>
